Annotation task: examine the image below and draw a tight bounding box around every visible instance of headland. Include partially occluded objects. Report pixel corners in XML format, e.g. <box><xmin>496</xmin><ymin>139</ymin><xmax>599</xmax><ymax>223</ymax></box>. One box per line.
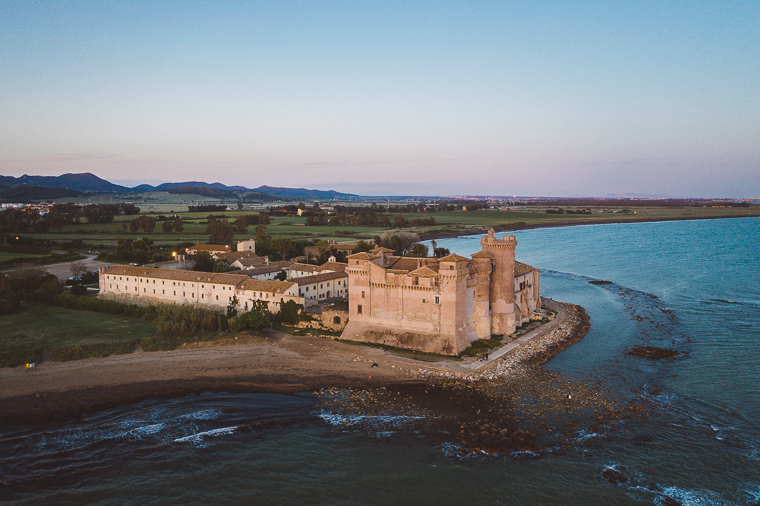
<box><xmin>0</xmin><ymin>300</ymin><xmax>588</xmax><ymax>427</ymax></box>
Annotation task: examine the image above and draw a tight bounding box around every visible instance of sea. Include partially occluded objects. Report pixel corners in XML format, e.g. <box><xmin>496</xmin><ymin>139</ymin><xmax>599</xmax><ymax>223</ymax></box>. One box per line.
<box><xmin>1</xmin><ymin>217</ymin><xmax>758</xmax><ymax>505</ymax></box>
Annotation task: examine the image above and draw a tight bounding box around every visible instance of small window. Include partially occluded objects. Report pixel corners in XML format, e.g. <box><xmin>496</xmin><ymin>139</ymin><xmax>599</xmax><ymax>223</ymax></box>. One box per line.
<box><xmin>192</xmin><ymin>293</ymin><xmax>194</xmax><ymax>297</ymax></box>
<box><xmin>163</xmin><ymin>290</ymin><xmax>165</xmax><ymax>294</ymax></box>
<box><xmin>435</xmin><ymin>296</ymin><xmax>440</xmax><ymax>305</ymax></box>
<box><xmin>361</xmin><ymin>291</ymin><xmax>365</xmax><ymax>299</ymax></box>
<box><xmin>153</xmin><ymin>289</ymin><xmax>155</xmax><ymax>294</ymax></box>
<box><xmin>333</xmin><ymin>316</ymin><xmax>341</xmax><ymax>324</ymax></box>
<box><xmin>174</xmin><ymin>291</ymin><xmax>176</xmax><ymax>295</ymax></box>
<box><xmin>216</xmin><ymin>295</ymin><xmax>218</xmax><ymax>300</ymax></box>
<box><xmin>357</xmin><ymin>304</ymin><xmax>363</xmax><ymax>314</ymax></box>
<box><xmin>202</xmin><ymin>294</ymin><xmax>204</xmax><ymax>299</ymax></box>
<box><xmin>183</xmin><ymin>292</ymin><xmax>185</xmax><ymax>297</ymax></box>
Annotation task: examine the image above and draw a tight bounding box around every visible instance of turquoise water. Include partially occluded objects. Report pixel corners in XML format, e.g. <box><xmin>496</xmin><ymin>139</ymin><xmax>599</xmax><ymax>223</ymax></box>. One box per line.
<box><xmin>1</xmin><ymin>217</ymin><xmax>758</xmax><ymax>505</ymax></box>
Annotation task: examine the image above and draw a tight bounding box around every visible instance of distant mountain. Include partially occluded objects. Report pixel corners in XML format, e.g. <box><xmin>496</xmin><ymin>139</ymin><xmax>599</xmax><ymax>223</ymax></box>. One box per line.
<box><xmin>0</xmin><ymin>185</ymin><xmax>83</xmax><ymax>201</ymax></box>
<box><xmin>154</xmin><ymin>181</ymin><xmax>249</xmax><ymax>191</ymax></box>
<box><xmin>254</xmin><ymin>185</ymin><xmax>357</xmax><ymax>199</ymax></box>
<box><xmin>0</xmin><ymin>172</ymin><xmax>357</xmax><ymax>199</ymax></box>
<box><xmin>0</xmin><ymin>173</ymin><xmax>127</xmax><ymax>193</ymax></box>
<box><xmin>165</xmin><ymin>186</ymin><xmax>237</xmax><ymax>198</ymax></box>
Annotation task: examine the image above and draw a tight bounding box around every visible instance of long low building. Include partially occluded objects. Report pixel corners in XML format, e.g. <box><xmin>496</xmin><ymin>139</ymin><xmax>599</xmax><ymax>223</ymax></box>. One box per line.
<box><xmin>98</xmin><ymin>265</ymin><xmax>303</xmax><ymax>312</ymax></box>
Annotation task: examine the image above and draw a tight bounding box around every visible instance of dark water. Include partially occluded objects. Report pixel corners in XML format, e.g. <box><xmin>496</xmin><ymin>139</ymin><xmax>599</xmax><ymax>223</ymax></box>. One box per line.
<box><xmin>1</xmin><ymin>218</ymin><xmax>759</xmax><ymax>505</ymax></box>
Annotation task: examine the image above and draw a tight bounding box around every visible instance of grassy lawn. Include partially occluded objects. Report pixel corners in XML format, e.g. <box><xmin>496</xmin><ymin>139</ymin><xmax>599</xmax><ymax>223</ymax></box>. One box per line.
<box><xmin>0</xmin><ymin>304</ymin><xmax>157</xmax><ymax>352</ymax></box>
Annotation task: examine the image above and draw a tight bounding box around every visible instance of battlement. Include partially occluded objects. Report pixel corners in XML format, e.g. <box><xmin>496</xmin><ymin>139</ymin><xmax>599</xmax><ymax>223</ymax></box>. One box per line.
<box><xmin>480</xmin><ymin>229</ymin><xmax>517</xmax><ymax>248</ymax></box>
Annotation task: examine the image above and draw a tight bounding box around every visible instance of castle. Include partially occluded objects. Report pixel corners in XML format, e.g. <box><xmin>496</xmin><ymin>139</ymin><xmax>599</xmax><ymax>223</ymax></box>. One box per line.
<box><xmin>340</xmin><ymin>229</ymin><xmax>541</xmax><ymax>355</ymax></box>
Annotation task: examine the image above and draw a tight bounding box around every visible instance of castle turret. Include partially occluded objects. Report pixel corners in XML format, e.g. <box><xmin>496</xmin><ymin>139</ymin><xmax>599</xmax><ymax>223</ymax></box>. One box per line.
<box><xmin>470</xmin><ymin>251</ymin><xmax>493</xmax><ymax>340</ymax></box>
<box><xmin>480</xmin><ymin>229</ymin><xmax>517</xmax><ymax>335</ymax></box>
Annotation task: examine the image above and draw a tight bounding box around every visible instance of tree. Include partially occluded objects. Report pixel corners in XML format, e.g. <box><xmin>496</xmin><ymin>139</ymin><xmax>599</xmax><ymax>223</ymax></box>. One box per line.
<box><xmin>433</xmin><ymin>247</ymin><xmax>451</xmax><ymax>258</ymax></box>
<box><xmin>237</xmin><ymin>202</ymin><xmax>244</xmax><ymax>210</ymax></box>
<box><xmin>192</xmin><ymin>251</ymin><xmax>215</xmax><ymax>272</ymax></box>
<box><xmin>173</xmin><ymin>217</ymin><xmax>184</xmax><ymax>232</ymax></box>
<box><xmin>409</xmin><ymin>243</ymin><xmax>429</xmax><ymax>257</ymax></box>
<box><xmin>354</xmin><ymin>240</ymin><xmax>373</xmax><ymax>253</ymax></box>
<box><xmin>161</xmin><ymin>221</ymin><xmax>174</xmax><ymax>233</ymax></box>
<box><xmin>274</xmin><ymin>270</ymin><xmax>287</xmax><ymax>281</ymax></box>
<box><xmin>227</xmin><ymin>295</ymin><xmax>239</xmax><ymax>317</ymax></box>
<box><xmin>207</xmin><ymin>219</ymin><xmax>234</xmax><ymax>244</ymax></box>
<box><xmin>255</xmin><ymin>224</ymin><xmax>270</xmax><ymax>243</ymax></box>
<box><xmin>213</xmin><ymin>259</ymin><xmax>232</xmax><ymax>272</ymax></box>
<box><xmin>270</xmin><ymin>238</ymin><xmax>294</xmax><ymax>260</ymax></box>
<box><xmin>70</xmin><ymin>261</ymin><xmax>88</xmax><ymax>280</ymax></box>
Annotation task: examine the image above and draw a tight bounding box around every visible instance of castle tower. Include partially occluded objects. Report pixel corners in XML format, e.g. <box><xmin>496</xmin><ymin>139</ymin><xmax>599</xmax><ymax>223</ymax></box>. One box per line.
<box><xmin>470</xmin><ymin>251</ymin><xmax>493</xmax><ymax>340</ymax></box>
<box><xmin>480</xmin><ymin>229</ymin><xmax>517</xmax><ymax>335</ymax></box>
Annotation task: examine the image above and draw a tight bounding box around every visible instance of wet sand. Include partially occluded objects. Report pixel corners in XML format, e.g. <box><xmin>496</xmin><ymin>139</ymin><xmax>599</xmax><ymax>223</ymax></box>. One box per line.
<box><xmin>0</xmin><ymin>302</ymin><xmax>588</xmax><ymax>427</ymax></box>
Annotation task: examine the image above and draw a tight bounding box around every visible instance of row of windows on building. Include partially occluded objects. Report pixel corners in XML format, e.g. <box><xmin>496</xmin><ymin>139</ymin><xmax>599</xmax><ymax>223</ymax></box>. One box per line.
<box><xmin>105</xmin><ymin>275</ymin><xmax>234</xmax><ymax>291</ymax></box>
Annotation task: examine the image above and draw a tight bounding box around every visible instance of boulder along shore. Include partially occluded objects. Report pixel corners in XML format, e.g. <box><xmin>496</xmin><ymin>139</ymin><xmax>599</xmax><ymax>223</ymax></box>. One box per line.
<box><xmin>0</xmin><ymin>302</ymin><xmax>591</xmax><ymax>428</ymax></box>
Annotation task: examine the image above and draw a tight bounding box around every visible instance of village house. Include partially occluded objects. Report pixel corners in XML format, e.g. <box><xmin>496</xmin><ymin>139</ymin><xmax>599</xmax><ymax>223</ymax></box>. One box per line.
<box><xmin>294</xmin><ymin>271</ymin><xmax>349</xmax><ymax>301</ymax></box>
<box><xmin>186</xmin><ymin>244</ymin><xmax>230</xmax><ymax>256</ymax></box>
<box><xmin>340</xmin><ymin>231</ymin><xmax>541</xmax><ymax>355</ymax></box>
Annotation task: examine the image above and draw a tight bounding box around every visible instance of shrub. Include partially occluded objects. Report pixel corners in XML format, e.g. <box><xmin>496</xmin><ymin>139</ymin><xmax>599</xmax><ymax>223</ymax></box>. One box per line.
<box><xmin>0</xmin><ymin>349</ymin><xmax>43</xmax><ymax>368</ymax></box>
<box><xmin>273</xmin><ymin>300</ymin><xmax>303</xmax><ymax>326</ymax></box>
<box><xmin>232</xmin><ymin>309</ymin><xmax>270</xmax><ymax>331</ymax></box>
<box><xmin>50</xmin><ymin>341</ymin><xmax>137</xmax><ymax>361</ymax></box>
<box><xmin>0</xmin><ymin>298</ymin><xmax>20</xmax><ymax>315</ymax></box>
<box><xmin>70</xmin><ymin>284</ymin><xmax>87</xmax><ymax>296</ymax></box>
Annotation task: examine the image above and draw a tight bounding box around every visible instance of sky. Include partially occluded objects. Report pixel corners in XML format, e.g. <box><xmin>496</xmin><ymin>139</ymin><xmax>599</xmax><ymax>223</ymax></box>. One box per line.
<box><xmin>1</xmin><ymin>1</ymin><xmax>758</xmax><ymax>197</ymax></box>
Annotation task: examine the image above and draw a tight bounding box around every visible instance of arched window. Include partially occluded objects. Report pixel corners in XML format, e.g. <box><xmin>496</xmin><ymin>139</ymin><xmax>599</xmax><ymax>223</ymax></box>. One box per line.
<box><xmin>333</xmin><ymin>316</ymin><xmax>341</xmax><ymax>324</ymax></box>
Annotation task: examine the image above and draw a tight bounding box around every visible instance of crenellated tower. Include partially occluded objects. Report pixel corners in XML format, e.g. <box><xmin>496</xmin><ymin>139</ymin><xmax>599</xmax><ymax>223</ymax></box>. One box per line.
<box><xmin>480</xmin><ymin>229</ymin><xmax>517</xmax><ymax>335</ymax></box>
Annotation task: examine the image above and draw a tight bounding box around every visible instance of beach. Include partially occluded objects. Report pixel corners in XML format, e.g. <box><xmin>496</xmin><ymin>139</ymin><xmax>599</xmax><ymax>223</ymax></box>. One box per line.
<box><xmin>0</xmin><ymin>301</ymin><xmax>587</xmax><ymax>427</ymax></box>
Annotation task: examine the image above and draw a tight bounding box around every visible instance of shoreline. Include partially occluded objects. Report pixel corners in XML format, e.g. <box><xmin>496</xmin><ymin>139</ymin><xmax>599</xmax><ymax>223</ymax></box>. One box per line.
<box><xmin>418</xmin><ymin>213</ymin><xmax>758</xmax><ymax>242</ymax></box>
<box><xmin>0</xmin><ymin>302</ymin><xmax>590</xmax><ymax>428</ymax></box>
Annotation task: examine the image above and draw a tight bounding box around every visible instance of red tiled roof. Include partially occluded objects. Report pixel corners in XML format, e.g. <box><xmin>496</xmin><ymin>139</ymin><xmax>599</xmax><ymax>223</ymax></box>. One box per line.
<box><xmin>293</xmin><ymin>271</ymin><xmax>348</xmax><ymax>285</ymax></box>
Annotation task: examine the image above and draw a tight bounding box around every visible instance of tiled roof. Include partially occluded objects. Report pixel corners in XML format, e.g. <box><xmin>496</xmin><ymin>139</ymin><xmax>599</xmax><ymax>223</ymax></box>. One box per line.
<box><xmin>103</xmin><ymin>265</ymin><xmax>247</xmax><ymax>285</ymax></box>
<box><xmin>347</xmin><ymin>252</ymin><xmax>377</xmax><ymax>260</ymax></box>
<box><xmin>237</xmin><ymin>279</ymin><xmax>296</xmax><ymax>294</ymax></box>
<box><xmin>188</xmin><ymin>244</ymin><xmax>229</xmax><ymax>251</ymax></box>
<box><xmin>438</xmin><ymin>253</ymin><xmax>469</xmax><ymax>262</ymax></box>
<box><xmin>293</xmin><ymin>271</ymin><xmax>348</xmax><ymax>285</ymax></box>
<box><xmin>214</xmin><ymin>250</ymin><xmax>261</xmax><ymax>262</ymax></box>
<box><xmin>514</xmin><ymin>261</ymin><xmax>536</xmax><ymax>277</ymax></box>
<box><xmin>318</xmin><ymin>261</ymin><xmax>348</xmax><ymax>272</ymax></box>
<box><xmin>287</xmin><ymin>262</ymin><xmax>321</xmax><ymax>272</ymax></box>
<box><xmin>371</xmin><ymin>246</ymin><xmax>394</xmax><ymax>253</ymax></box>
<box><xmin>386</xmin><ymin>257</ymin><xmax>425</xmax><ymax>271</ymax></box>
<box><xmin>243</xmin><ymin>265</ymin><xmax>286</xmax><ymax>275</ymax></box>
<box><xmin>471</xmin><ymin>251</ymin><xmax>493</xmax><ymax>259</ymax></box>
<box><xmin>408</xmin><ymin>266</ymin><xmax>438</xmax><ymax>277</ymax></box>
<box><xmin>235</xmin><ymin>257</ymin><xmax>269</xmax><ymax>267</ymax></box>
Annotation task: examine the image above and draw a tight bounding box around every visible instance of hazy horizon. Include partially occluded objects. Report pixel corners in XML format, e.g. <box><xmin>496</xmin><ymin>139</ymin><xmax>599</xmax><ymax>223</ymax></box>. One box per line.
<box><xmin>1</xmin><ymin>1</ymin><xmax>758</xmax><ymax>197</ymax></box>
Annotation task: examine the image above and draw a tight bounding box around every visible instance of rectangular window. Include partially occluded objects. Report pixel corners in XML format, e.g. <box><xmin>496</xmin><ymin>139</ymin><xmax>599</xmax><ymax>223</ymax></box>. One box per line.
<box><xmin>192</xmin><ymin>293</ymin><xmax>194</xmax><ymax>298</ymax></box>
<box><xmin>361</xmin><ymin>291</ymin><xmax>365</xmax><ymax>298</ymax></box>
<box><xmin>174</xmin><ymin>291</ymin><xmax>176</xmax><ymax>295</ymax></box>
<box><xmin>202</xmin><ymin>294</ymin><xmax>204</xmax><ymax>299</ymax></box>
<box><xmin>435</xmin><ymin>296</ymin><xmax>440</xmax><ymax>305</ymax></box>
<box><xmin>153</xmin><ymin>289</ymin><xmax>155</xmax><ymax>294</ymax></box>
<box><xmin>135</xmin><ymin>287</ymin><xmax>137</xmax><ymax>292</ymax></box>
<box><xmin>357</xmin><ymin>304</ymin><xmax>363</xmax><ymax>314</ymax></box>
<box><xmin>216</xmin><ymin>295</ymin><xmax>218</xmax><ymax>300</ymax></box>
<box><xmin>109</xmin><ymin>284</ymin><xmax>112</xmax><ymax>288</ymax></box>
<box><xmin>183</xmin><ymin>292</ymin><xmax>185</xmax><ymax>297</ymax></box>
<box><xmin>162</xmin><ymin>290</ymin><xmax>165</xmax><ymax>294</ymax></box>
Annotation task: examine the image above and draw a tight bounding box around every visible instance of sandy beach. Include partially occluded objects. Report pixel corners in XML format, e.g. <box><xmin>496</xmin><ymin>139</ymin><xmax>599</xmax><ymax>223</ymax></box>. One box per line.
<box><xmin>0</xmin><ymin>300</ymin><xmax>587</xmax><ymax>427</ymax></box>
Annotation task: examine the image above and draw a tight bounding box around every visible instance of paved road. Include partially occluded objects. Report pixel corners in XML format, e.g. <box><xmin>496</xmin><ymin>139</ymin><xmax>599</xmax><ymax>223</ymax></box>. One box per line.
<box><xmin>37</xmin><ymin>255</ymin><xmax>114</xmax><ymax>281</ymax></box>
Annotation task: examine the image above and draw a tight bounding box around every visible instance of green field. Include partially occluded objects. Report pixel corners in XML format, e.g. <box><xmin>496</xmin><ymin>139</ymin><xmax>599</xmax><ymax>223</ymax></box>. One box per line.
<box><xmin>12</xmin><ymin>201</ymin><xmax>760</xmax><ymax>249</ymax></box>
<box><xmin>0</xmin><ymin>304</ymin><xmax>156</xmax><ymax>353</ymax></box>
<box><xmin>0</xmin><ymin>251</ymin><xmax>43</xmax><ymax>263</ymax></box>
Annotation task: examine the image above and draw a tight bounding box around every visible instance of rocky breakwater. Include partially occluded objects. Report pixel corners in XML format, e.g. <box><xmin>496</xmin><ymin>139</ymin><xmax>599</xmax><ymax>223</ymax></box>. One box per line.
<box><xmin>456</xmin><ymin>420</ymin><xmax>543</xmax><ymax>456</ymax></box>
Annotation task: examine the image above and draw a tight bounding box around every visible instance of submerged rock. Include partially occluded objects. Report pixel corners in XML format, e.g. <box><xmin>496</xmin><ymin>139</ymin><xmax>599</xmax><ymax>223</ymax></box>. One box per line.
<box><xmin>588</xmin><ymin>280</ymin><xmax>613</xmax><ymax>285</ymax></box>
<box><xmin>625</xmin><ymin>345</ymin><xmax>680</xmax><ymax>360</ymax></box>
<box><xmin>601</xmin><ymin>468</ymin><xmax>628</xmax><ymax>485</ymax></box>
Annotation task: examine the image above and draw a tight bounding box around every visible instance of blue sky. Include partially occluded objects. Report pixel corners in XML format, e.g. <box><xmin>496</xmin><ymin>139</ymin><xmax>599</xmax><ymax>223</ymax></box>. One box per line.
<box><xmin>1</xmin><ymin>1</ymin><xmax>758</xmax><ymax>196</ymax></box>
